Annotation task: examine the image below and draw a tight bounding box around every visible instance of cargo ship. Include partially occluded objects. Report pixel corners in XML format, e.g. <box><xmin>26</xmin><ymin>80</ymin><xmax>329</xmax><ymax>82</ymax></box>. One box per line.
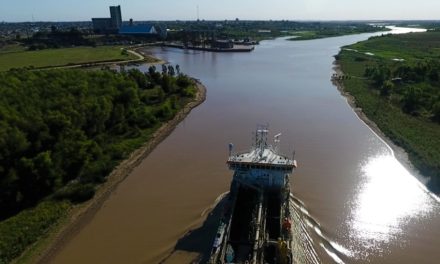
<box><xmin>209</xmin><ymin>126</ymin><xmax>297</xmax><ymax>264</ymax></box>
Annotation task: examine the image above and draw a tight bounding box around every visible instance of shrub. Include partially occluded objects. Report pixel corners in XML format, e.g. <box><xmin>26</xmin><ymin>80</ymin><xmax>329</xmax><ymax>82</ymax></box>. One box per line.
<box><xmin>0</xmin><ymin>201</ymin><xmax>69</xmax><ymax>263</ymax></box>
<box><xmin>54</xmin><ymin>183</ymin><xmax>95</xmax><ymax>203</ymax></box>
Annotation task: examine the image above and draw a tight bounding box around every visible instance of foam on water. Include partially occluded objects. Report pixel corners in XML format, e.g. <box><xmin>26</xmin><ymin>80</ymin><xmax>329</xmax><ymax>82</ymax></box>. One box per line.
<box><xmin>290</xmin><ymin>193</ymin><xmax>354</xmax><ymax>264</ymax></box>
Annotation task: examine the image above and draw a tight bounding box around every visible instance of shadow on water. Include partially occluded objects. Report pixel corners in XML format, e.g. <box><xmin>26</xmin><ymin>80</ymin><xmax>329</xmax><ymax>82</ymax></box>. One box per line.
<box><xmin>160</xmin><ymin>197</ymin><xmax>226</xmax><ymax>264</ymax></box>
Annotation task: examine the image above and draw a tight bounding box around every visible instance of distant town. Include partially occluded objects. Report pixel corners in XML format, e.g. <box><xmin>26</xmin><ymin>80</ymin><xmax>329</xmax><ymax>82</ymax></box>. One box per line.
<box><xmin>2</xmin><ymin>4</ymin><xmax>440</xmax><ymax>52</ymax></box>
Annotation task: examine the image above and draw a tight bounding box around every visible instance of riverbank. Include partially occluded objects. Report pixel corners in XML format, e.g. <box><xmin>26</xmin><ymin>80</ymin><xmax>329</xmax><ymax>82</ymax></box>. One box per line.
<box><xmin>331</xmin><ymin>64</ymin><xmax>426</xmax><ymax>182</ymax></box>
<box><xmin>333</xmin><ymin>31</ymin><xmax>440</xmax><ymax>194</ymax></box>
<box><xmin>13</xmin><ymin>79</ymin><xmax>207</xmax><ymax>264</ymax></box>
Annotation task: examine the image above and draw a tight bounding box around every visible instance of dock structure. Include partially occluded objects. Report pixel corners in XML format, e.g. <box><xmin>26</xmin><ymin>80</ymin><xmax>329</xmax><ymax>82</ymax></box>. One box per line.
<box><xmin>163</xmin><ymin>43</ymin><xmax>254</xmax><ymax>52</ymax></box>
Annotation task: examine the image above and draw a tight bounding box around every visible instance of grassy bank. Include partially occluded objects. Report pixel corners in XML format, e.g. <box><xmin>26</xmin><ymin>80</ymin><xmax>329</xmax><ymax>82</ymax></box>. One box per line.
<box><xmin>337</xmin><ymin>31</ymin><xmax>440</xmax><ymax>193</ymax></box>
<box><xmin>0</xmin><ymin>45</ymin><xmax>137</xmax><ymax>71</ymax></box>
<box><xmin>288</xmin><ymin>26</ymin><xmax>389</xmax><ymax>41</ymax></box>
<box><xmin>0</xmin><ymin>201</ymin><xmax>70</xmax><ymax>264</ymax></box>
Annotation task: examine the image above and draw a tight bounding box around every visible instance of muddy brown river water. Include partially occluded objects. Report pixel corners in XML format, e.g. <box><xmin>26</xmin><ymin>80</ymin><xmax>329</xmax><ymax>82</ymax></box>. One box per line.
<box><xmin>51</xmin><ymin>27</ymin><xmax>440</xmax><ymax>264</ymax></box>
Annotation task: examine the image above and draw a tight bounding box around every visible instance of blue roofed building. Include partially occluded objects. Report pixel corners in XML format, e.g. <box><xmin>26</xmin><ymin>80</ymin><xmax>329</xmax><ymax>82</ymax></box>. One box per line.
<box><xmin>119</xmin><ymin>23</ymin><xmax>167</xmax><ymax>39</ymax></box>
<box><xmin>119</xmin><ymin>24</ymin><xmax>157</xmax><ymax>35</ymax></box>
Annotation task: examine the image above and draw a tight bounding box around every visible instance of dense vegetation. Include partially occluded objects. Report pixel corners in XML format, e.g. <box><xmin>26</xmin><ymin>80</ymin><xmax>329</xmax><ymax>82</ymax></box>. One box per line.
<box><xmin>0</xmin><ymin>67</ymin><xmax>196</xmax><ymax>262</ymax></box>
<box><xmin>23</xmin><ymin>27</ymin><xmax>95</xmax><ymax>50</ymax></box>
<box><xmin>337</xmin><ymin>32</ymin><xmax>440</xmax><ymax>192</ymax></box>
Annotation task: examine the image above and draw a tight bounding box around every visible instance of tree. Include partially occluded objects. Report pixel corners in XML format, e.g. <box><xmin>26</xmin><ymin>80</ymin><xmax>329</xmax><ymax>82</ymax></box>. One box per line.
<box><xmin>162</xmin><ymin>64</ymin><xmax>168</xmax><ymax>74</ymax></box>
<box><xmin>428</xmin><ymin>69</ymin><xmax>439</xmax><ymax>82</ymax></box>
<box><xmin>147</xmin><ymin>66</ymin><xmax>161</xmax><ymax>85</ymax></box>
<box><xmin>17</xmin><ymin>151</ymin><xmax>58</xmax><ymax>202</ymax></box>
<box><xmin>168</xmin><ymin>65</ymin><xmax>175</xmax><ymax>76</ymax></box>
<box><xmin>148</xmin><ymin>65</ymin><xmax>156</xmax><ymax>75</ymax></box>
<box><xmin>370</xmin><ymin>65</ymin><xmax>390</xmax><ymax>87</ymax></box>
<box><xmin>175</xmin><ymin>64</ymin><xmax>180</xmax><ymax>75</ymax></box>
<box><xmin>83</xmin><ymin>97</ymin><xmax>112</xmax><ymax>136</ymax></box>
<box><xmin>176</xmin><ymin>75</ymin><xmax>191</xmax><ymax>88</ymax></box>
<box><xmin>380</xmin><ymin>80</ymin><xmax>394</xmax><ymax>97</ymax></box>
<box><xmin>401</xmin><ymin>86</ymin><xmax>423</xmax><ymax>115</ymax></box>
<box><xmin>432</xmin><ymin>101</ymin><xmax>440</xmax><ymax>123</ymax></box>
<box><xmin>127</xmin><ymin>69</ymin><xmax>147</xmax><ymax>89</ymax></box>
<box><xmin>161</xmin><ymin>74</ymin><xmax>172</xmax><ymax>93</ymax></box>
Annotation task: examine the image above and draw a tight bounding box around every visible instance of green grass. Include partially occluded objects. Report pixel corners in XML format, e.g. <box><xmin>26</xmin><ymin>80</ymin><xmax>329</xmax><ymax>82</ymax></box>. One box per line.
<box><xmin>288</xmin><ymin>30</ymin><xmax>353</xmax><ymax>41</ymax></box>
<box><xmin>338</xmin><ymin>32</ymin><xmax>440</xmax><ymax>192</ymax></box>
<box><xmin>348</xmin><ymin>32</ymin><xmax>440</xmax><ymax>62</ymax></box>
<box><xmin>288</xmin><ymin>27</ymin><xmax>390</xmax><ymax>41</ymax></box>
<box><xmin>11</xmin><ymin>207</ymin><xmax>71</xmax><ymax>264</ymax></box>
<box><xmin>287</xmin><ymin>31</ymin><xmax>318</xmax><ymax>40</ymax></box>
<box><xmin>0</xmin><ymin>201</ymin><xmax>70</xmax><ymax>264</ymax></box>
<box><xmin>0</xmin><ymin>46</ymin><xmax>137</xmax><ymax>71</ymax></box>
<box><xmin>0</xmin><ymin>44</ymin><xmax>27</xmax><ymax>54</ymax></box>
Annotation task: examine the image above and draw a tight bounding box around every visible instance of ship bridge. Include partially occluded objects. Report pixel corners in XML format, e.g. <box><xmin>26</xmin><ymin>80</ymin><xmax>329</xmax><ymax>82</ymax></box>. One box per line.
<box><xmin>227</xmin><ymin>148</ymin><xmax>296</xmax><ymax>170</ymax></box>
<box><xmin>227</xmin><ymin>126</ymin><xmax>297</xmax><ymax>190</ymax></box>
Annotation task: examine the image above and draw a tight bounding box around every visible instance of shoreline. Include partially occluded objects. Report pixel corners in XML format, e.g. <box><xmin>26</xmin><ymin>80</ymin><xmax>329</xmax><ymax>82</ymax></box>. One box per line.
<box><xmin>28</xmin><ymin>80</ymin><xmax>207</xmax><ymax>264</ymax></box>
<box><xmin>331</xmin><ymin>61</ymin><xmax>430</xmax><ymax>186</ymax></box>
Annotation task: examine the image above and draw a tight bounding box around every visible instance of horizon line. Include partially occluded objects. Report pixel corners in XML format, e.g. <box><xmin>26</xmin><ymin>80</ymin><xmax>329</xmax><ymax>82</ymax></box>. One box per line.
<box><xmin>2</xmin><ymin>19</ymin><xmax>440</xmax><ymax>23</ymax></box>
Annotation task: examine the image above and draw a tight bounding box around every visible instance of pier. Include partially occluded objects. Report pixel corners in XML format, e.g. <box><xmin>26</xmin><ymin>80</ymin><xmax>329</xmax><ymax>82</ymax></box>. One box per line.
<box><xmin>163</xmin><ymin>43</ymin><xmax>255</xmax><ymax>52</ymax></box>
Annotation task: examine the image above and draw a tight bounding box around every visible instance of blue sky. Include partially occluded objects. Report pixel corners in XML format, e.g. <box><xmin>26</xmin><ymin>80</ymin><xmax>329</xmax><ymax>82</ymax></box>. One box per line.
<box><xmin>1</xmin><ymin>0</ymin><xmax>439</xmax><ymax>22</ymax></box>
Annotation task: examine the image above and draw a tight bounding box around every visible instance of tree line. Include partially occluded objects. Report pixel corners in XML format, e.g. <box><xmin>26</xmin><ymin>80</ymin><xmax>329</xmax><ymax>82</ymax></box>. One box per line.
<box><xmin>364</xmin><ymin>59</ymin><xmax>440</xmax><ymax>122</ymax></box>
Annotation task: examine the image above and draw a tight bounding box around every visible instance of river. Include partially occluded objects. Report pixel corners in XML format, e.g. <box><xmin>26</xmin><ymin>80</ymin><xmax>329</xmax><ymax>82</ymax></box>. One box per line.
<box><xmin>51</xmin><ymin>27</ymin><xmax>440</xmax><ymax>264</ymax></box>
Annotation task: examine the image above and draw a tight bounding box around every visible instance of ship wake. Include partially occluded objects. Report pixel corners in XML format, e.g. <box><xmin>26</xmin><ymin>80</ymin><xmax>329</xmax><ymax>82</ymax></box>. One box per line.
<box><xmin>290</xmin><ymin>193</ymin><xmax>351</xmax><ymax>264</ymax></box>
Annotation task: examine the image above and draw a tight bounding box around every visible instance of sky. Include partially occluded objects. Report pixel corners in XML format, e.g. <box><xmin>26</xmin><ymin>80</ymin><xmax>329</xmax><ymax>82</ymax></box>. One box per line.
<box><xmin>1</xmin><ymin>0</ymin><xmax>439</xmax><ymax>22</ymax></box>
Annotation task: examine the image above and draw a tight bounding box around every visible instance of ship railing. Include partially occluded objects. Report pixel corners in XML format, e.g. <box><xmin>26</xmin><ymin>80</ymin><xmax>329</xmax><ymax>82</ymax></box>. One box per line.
<box><xmin>251</xmin><ymin>192</ymin><xmax>264</xmax><ymax>264</ymax></box>
<box><xmin>229</xmin><ymin>146</ymin><xmax>293</xmax><ymax>159</ymax></box>
<box><xmin>227</xmin><ymin>161</ymin><xmax>296</xmax><ymax>171</ymax></box>
<box><xmin>218</xmin><ymin>187</ymin><xmax>239</xmax><ymax>263</ymax></box>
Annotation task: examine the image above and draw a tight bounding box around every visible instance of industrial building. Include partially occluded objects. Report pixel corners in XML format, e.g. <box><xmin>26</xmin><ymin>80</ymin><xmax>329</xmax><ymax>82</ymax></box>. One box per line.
<box><xmin>109</xmin><ymin>5</ymin><xmax>122</xmax><ymax>29</ymax></box>
<box><xmin>92</xmin><ymin>5</ymin><xmax>122</xmax><ymax>33</ymax></box>
<box><xmin>91</xmin><ymin>5</ymin><xmax>164</xmax><ymax>38</ymax></box>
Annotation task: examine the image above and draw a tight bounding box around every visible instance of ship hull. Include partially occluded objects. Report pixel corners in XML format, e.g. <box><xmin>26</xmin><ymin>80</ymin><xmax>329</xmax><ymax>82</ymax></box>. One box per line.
<box><xmin>209</xmin><ymin>179</ymin><xmax>293</xmax><ymax>264</ymax></box>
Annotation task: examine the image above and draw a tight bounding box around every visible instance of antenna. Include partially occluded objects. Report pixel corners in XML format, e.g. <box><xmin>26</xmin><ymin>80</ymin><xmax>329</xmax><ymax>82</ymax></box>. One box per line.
<box><xmin>274</xmin><ymin>133</ymin><xmax>281</xmax><ymax>153</ymax></box>
<box><xmin>255</xmin><ymin>124</ymin><xmax>269</xmax><ymax>158</ymax></box>
<box><xmin>197</xmin><ymin>5</ymin><xmax>199</xmax><ymax>21</ymax></box>
<box><xmin>292</xmin><ymin>146</ymin><xmax>296</xmax><ymax>160</ymax></box>
<box><xmin>228</xmin><ymin>143</ymin><xmax>234</xmax><ymax>157</ymax></box>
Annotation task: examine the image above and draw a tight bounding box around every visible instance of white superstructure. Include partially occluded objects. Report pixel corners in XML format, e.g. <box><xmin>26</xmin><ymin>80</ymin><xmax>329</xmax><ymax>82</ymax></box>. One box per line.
<box><xmin>227</xmin><ymin>125</ymin><xmax>297</xmax><ymax>190</ymax></box>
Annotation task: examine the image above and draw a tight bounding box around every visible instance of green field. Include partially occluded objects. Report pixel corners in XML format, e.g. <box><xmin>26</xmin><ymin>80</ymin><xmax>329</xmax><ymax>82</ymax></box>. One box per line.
<box><xmin>288</xmin><ymin>27</ymin><xmax>390</xmax><ymax>41</ymax></box>
<box><xmin>347</xmin><ymin>31</ymin><xmax>440</xmax><ymax>62</ymax></box>
<box><xmin>0</xmin><ymin>46</ymin><xmax>137</xmax><ymax>71</ymax></box>
<box><xmin>0</xmin><ymin>44</ymin><xmax>27</xmax><ymax>54</ymax></box>
<box><xmin>337</xmin><ymin>31</ymin><xmax>440</xmax><ymax>192</ymax></box>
